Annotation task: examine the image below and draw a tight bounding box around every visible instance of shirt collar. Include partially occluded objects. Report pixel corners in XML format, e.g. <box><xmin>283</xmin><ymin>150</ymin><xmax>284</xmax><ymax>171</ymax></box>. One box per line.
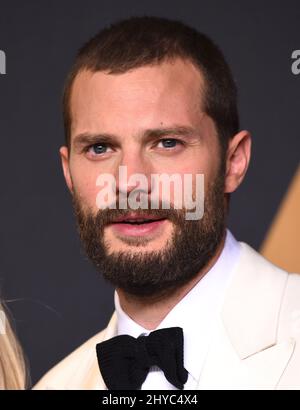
<box><xmin>115</xmin><ymin>229</ymin><xmax>241</xmax><ymax>382</ymax></box>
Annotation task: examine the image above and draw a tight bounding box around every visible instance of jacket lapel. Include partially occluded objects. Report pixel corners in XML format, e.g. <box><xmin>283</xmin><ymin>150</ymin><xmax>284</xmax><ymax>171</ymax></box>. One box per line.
<box><xmin>198</xmin><ymin>242</ymin><xmax>295</xmax><ymax>389</ymax></box>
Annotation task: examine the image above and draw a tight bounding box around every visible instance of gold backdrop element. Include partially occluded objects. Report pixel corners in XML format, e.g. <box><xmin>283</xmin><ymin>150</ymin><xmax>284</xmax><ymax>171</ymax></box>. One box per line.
<box><xmin>261</xmin><ymin>165</ymin><xmax>300</xmax><ymax>273</ymax></box>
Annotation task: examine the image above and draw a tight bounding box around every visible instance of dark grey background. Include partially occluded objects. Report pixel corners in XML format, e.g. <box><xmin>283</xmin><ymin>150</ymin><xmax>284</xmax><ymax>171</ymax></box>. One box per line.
<box><xmin>0</xmin><ymin>0</ymin><xmax>299</xmax><ymax>387</ymax></box>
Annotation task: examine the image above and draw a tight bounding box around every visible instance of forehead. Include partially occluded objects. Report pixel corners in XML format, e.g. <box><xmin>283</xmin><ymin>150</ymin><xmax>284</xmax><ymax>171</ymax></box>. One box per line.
<box><xmin>70</xmin><ymin>58</ymin><xmax>205</xmax><ymax>138</ymax></box>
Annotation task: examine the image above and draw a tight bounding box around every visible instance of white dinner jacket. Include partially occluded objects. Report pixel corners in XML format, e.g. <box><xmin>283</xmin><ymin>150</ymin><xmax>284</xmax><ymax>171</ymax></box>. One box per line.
<box><xmin>34</xmin><ymin>242</ymin><xmax>300</xmax><ymax>390</ymax></box>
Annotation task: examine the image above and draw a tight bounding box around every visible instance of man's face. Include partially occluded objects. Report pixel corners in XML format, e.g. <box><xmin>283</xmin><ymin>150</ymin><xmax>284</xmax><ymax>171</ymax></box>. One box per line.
<box><xmin>61</xmin><ymin>58</ymin><xmax>227</xmax><ymax>297</ymax></box>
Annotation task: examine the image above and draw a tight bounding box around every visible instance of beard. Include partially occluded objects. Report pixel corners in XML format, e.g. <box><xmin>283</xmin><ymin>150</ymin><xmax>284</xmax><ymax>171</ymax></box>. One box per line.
<box><xmin>72</xmin><ymin>167</ymin><xmax>227</xmax><ymax>300</ymax></box>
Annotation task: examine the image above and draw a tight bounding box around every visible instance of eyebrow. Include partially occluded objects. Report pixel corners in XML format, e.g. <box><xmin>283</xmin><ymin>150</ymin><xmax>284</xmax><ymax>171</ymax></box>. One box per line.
<box><xmin>72</xmin><ymin>125</ymin><xmax>200</xmax><ymax>149</ymax></box>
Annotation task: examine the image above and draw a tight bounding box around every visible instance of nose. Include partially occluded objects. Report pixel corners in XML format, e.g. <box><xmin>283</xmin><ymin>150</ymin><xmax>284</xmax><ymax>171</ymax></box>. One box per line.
<box><xmin>115</xmin><ymin>149</ymin><xmax>152</xmax><ymax>198</ymax></box>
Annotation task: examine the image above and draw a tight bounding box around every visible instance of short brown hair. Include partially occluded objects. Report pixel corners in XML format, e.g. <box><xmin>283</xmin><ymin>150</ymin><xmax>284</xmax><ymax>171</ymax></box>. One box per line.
<box><xmin>63</xmin><ymin>16</ymin><xmax>239</xmax><ymax>152</ymax></box>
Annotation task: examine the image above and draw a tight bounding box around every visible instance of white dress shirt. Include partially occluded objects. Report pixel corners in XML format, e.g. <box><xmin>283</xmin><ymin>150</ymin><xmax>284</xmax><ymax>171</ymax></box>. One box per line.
<box><xmin>114</xmin><ymin>229</ymin><xmax>241</xmax><ymax>389</ymax></box>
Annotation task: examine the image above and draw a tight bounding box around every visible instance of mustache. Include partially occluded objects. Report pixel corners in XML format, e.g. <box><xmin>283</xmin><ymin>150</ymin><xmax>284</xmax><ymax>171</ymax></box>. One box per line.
<box><xmin>95</xmin><ymin>206</ymin><xmax>186</xmax><ymax>226</ymax></box>
<box><xmin>73</xmin><ymin>197</ymin><xmax>189</xmax><ymax>229</ymax></box>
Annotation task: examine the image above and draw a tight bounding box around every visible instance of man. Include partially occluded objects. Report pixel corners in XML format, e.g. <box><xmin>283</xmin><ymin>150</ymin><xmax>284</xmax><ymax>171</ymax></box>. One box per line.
<box><xmin>35</xmin><ymin>16</ymin><xmax>300</xmax><ymax>390</ymax></box>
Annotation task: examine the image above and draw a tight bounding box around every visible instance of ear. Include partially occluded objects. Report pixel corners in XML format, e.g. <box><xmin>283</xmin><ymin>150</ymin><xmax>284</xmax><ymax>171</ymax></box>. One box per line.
<box><xmin>224</xmin><ymin>130</ymin><xmax>251</xmax><ymax>194</ymax></box>
<box><xmin>59</xmin><ymin>146</ymin><xmax>73</xmax><ymax>193</ymax></box>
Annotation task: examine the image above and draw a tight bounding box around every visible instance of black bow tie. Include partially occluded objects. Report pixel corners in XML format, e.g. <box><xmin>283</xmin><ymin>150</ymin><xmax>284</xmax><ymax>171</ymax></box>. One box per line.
<box><xmin>96</xmin><ymin>327</ymin><xmax>188</xmax><ymax>390</ymax></box>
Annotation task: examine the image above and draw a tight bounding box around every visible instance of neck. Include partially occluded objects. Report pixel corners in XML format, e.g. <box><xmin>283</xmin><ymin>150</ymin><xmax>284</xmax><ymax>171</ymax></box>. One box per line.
<box><xmin>116</xmin><ymin>232</ymin><xmax>227</xmax><ymax>330</ymax></box>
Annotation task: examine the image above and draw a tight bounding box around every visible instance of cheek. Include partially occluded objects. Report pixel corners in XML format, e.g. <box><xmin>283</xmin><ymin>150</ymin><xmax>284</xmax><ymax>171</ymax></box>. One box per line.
<box><xmin>175</xmin><ymin>157</ymin><xmax>217</xmax><ymax>200</ymax></box>
<box><xmin>175</xmin><ymin>157</ymin><xmax>213</xmax><ymax>183</ymax></box>
<box><xmin>70</xmin><ymin>161</ymin><xmax>102</xmax><ymax>210</ymax></box>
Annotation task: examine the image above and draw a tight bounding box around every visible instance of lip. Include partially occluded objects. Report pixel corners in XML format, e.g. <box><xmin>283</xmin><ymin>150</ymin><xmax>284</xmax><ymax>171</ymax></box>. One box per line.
<box><xmin>112</xmin><ymin>213</ymin><xmax>165</xmax><ymax>223</ymax></box>
<box><xmin>109</xmin><ymin>217</ymin><xmax>167</xmax><ymax>237</ymax></box>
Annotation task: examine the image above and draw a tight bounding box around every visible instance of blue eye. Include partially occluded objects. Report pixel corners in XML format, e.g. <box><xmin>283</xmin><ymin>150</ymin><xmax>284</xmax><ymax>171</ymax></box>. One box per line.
<box><xmin>93</xmin><ymin>144</ymin><xmax>106</xmax><ymax>154</ymax></box>
<box><xmin>89</xmin><ymin>143</ymin><xmax>111</xmax><ymax>155</ymax></box>
<box><xmin>158</xmin><ymin>139</ymin><xmax>179</xmax><ymax>148</ymax></box>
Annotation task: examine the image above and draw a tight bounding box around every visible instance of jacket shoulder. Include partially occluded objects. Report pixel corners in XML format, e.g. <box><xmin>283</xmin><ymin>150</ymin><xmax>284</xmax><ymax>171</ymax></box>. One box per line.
<box><xmin>279</xmin><ymin>271</ymin><xmax>300</xmax><ymax>328</ymax></box>
<box><xmin>239</xmin><ymin>241</ymin><xmax>291</xmax><ymax>278</ymax></box>
<box><xmin>276</xmin><ymin>271</ymin><xmax>300</xmax><ymax>388</ymax></box>
<box><xmin>240</xmin><ymin>241</ymin><xmax>300</xmax><ymax>313</ymax></box>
